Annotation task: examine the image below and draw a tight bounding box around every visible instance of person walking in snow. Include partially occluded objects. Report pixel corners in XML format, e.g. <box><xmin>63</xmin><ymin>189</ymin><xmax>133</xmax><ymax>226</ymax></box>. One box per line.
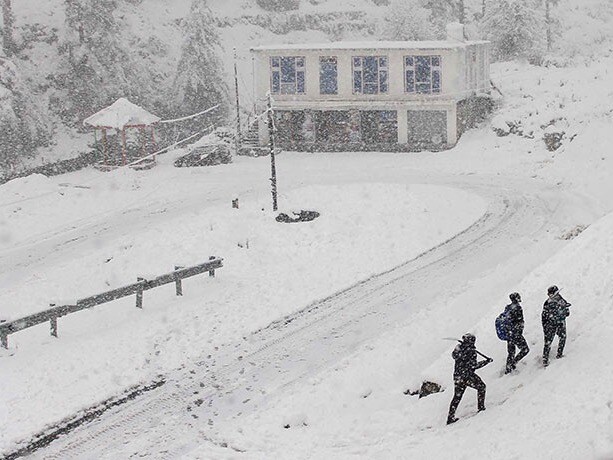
<box><xmin>542</xmin><ymin>285</ymin><xmax>571</xmax><ymax>366</ymax></box>
<box><xmin>447</xmin><ymin>333</ymin><xmax>492</xmax><ymax>425</ymax></box>
<box><xmin>504</xmin><ymin>292</ymin><xmax>530</xmax><ymax>374</ymax></box>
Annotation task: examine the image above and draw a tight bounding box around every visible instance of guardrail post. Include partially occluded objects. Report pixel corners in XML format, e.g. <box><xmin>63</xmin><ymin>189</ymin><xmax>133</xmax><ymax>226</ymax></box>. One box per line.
<box><xmin>50</xmin><ymin>316</ymin><xmax>58</xmax><ymax>338</ymax></box>
<box><xmin>174</xmin><ymin>266</ymin><xmax>184</xmax><ymax>296</ymax></box>
<box><xmin>208</xmin><ymin>256</ymin><xmax>216</xmax><ymax>277</ymax></box>
<box><xmin>136</xmin><ymin>277</ymin><xmax>145</xmax><ymax>308</ymax></box>
<box><xmin>1</xmin><ymin>333</ymin><xmax>7</xmax><ymax>349</ymax></box>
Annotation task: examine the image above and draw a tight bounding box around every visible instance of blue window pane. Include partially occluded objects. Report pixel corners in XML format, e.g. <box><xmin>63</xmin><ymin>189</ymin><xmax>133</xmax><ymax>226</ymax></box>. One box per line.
<box><xmin>271</xmin><ymin>57</ymin><xmax>280</xmax><ymax>67</ymax></box>
<box><xmin>297</xmin><ymin>71</ymin><xmax>305</xmax><ymax>93</ymax></box>
<box><xmin>354</xmin><ymin>71</ymin><xmax>362</xmax><ymax>92</ymax></box>
<box><xmin>380</xmin><ymin>111</ymin><xmax>396</xmax><ymax>122</ymax></box>
<box><xmin>379</xmin><ymin>57</ymin><xmax>387</xmax><ymax>67</ymax></box>
<box><xmin>406</xmin><ymin>56</ymin><xmax>414</xmax><ymax>67</ymax></box>
<box><xmin>353</xmin><ymin>57</ymin><xmax>361</xmax><ymax>67</ymax></box>
<box><xmin>433</xmin><ymin>70</ymin><xmax>441</xmax><ymax>93</ymax></box>
<box><xmin>432</xmin><ymin>56</ymin><xmax>441</xmax><ymax>67</ymax></box>
<box><xmin>363</xmin><ymin>57</ymin><xmax>378</xmax><ymax>83</ymax></box>
<box><xmin>320</xmin><ymin>60</ymin><xmax>338</xmax><ymax>94</ymax></box>
<box><xmin>280</xmin><ymin>57</ymin><xmax>296</xmax><ymax>83</ymax></box>
<box><xmin>364</xmin><ymin>83</ymin><xmax>378</xmax><ymax>94</ymax></box>
<box><xmin>272</xmin><ymin>71</ymin><xmax>280</xmax><ymax>93</ymax></box>
<box><xmin>380</xmin><ymin>70</ymin><xmax>388</xmax><ymax>93</ymax></box>
<box><xmin>296</xmin><ymin>57</ymin><xmax>305</xmax><ymax>67</ymax></box>
<box><xmin>416</xmin><ymin>82</ymin><xmax>430</xmax><ymax>94</ymax></box>
<box><xmin>406</xmin><ymin>70</ymin><xmax>414</xmax><ymax>92</ymax></box>
<box><xmin>416</xmin><ymin>56</ymin><xmax>430</xmax><ymax>82</ymax></box>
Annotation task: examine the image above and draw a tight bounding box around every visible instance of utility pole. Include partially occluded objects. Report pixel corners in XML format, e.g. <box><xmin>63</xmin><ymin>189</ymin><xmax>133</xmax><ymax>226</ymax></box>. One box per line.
<box><xmin>2</xmin><ymin>0</ymin><xmax>14</xmax><ymax>57</ymax></box>
<box><xmin>267</xmin><ymin>92</ymin><xmax>278</xmax><ymax>212</ymax></box>
<box><xmin>233</xmin><ymin>47</ymin><xmax>242</xmax><ymax>154</ymax></box>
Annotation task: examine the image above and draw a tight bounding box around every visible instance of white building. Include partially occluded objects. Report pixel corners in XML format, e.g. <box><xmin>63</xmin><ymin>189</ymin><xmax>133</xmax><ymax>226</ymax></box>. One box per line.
<box><xmin>250</xmin><ymin>24</ymin><xmax>491</xmax><ymax>152</ymax></box>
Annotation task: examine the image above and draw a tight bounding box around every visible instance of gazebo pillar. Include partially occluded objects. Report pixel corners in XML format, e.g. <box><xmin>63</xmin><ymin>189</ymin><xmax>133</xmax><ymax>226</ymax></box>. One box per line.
<box><xmin>150</xmin><ymin>126</ymin><xmax>158</xmax><ymax>161</ymax></box>
<box><xmin>120</xmin><ymin>128</ymin><xmax>127</xmax><ymax>166</ymax></box>
<box><xmin>102</xmin><ymin>128</ymin><xmax>108</xmax><ymax>166</ymax></box>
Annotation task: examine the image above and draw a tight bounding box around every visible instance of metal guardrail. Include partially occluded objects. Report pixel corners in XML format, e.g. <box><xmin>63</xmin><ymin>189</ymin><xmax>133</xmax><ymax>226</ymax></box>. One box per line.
<box><xmin>0</xmin><ymin>257</ymin><xmax>223</xmax><ymax>350</ymax></box>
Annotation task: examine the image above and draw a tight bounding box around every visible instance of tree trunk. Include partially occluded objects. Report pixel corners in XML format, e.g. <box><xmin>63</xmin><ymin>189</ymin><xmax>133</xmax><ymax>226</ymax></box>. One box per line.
<box><xmin>545</xmin><ymin>0</ymin><xmax>552</xmax><ymax>51</ymax></box>
<box><xmin>458</xmin><ymin>0</ymin><xmax>465</xmax><ymax>24</ymax></box>
<box><xmin>2</xmin><ymin>0</ymin><xmax>14</xmax><ymax>56</ymax></box>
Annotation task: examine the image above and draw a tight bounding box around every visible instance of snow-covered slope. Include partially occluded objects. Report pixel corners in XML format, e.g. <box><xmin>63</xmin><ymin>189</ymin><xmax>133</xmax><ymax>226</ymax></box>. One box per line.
<box><xmin>2</xmin><ymin>0</ymin><xmax>613</xmax><ymax>457</ymax></box>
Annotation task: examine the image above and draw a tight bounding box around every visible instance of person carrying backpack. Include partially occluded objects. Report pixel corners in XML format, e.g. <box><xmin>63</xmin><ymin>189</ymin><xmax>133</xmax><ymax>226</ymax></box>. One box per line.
<box><xmin>447</xmin><ymin>333</ymin><xmax>493</xmax><ymax>425</ymax></box>
<box><xmin>502</xmin><ymin>292</ymin><xmax>530</xmax><ymax>374</ymax></box>
<box><xmin>542</xmin><ymin>285</ymin><xmax>571</xmax><ymax>367</ymax></box>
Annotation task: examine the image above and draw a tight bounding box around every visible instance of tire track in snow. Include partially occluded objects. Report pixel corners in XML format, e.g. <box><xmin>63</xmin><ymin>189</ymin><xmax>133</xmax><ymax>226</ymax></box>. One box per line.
<box><xmin>13</xmin><ymin>182</ymin><xmax>567</xmax><ymax>459</ymax></box>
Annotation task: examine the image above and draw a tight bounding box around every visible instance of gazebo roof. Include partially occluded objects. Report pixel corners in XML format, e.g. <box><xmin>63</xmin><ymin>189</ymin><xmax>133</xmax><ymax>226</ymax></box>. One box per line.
<box><xmin>83</xmin><ymin>98</ymin><xmax>161</xmax><ymax>129</ymax></box>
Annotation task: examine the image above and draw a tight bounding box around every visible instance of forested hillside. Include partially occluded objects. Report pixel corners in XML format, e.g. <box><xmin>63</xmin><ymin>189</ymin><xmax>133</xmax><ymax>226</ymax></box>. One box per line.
<box><xmin>0</xmin><ymin>0</ymin><xmax>611</xmax><ymax>171</ymax></box>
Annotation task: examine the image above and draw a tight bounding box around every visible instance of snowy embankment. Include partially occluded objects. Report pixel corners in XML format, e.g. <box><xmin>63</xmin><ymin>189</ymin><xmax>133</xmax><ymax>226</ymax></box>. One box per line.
<box><xmin>0</xmin><ymin>162</ymin><xmax>485</xmax><ymax>452</ymax></box>
<box><xmin>193</xmin><ymin>198</ymin><xmax>613</xmax><ymax>460</ymax></box>
<box><xmin>175</xmin><ymin>55</ymin><xmax>613</xmax><ymax>460</ymax></box>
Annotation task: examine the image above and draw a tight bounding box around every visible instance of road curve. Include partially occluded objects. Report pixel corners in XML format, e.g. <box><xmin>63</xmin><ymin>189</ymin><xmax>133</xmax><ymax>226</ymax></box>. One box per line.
<box><xmin>11</xmin><ymin>176</ymin><xmax>586</xmax><ymax>459</ymax></box>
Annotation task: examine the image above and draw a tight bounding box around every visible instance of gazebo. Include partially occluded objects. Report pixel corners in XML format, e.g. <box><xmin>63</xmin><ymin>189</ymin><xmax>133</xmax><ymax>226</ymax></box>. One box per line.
<box><xmin>84</xmin><ymin>98</ymin><xmax>161</xmax><ymax>167</ymax></box>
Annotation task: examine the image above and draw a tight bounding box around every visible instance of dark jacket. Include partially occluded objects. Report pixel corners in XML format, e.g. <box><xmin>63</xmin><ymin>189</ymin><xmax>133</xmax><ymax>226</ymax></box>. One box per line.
<box><xmin>452</xmin><ymin>342</ymin><xmax>488</xmax><ymax>379</ymax></box>
<box><xmin>542</xmin><ymin>294</ymin><xmax>571</xmax><ymax>328</ymax></box>
<box><xmin>504</xmin><ymin>301</ymin><xmax>525</xmax><ymax>336</ymax></box>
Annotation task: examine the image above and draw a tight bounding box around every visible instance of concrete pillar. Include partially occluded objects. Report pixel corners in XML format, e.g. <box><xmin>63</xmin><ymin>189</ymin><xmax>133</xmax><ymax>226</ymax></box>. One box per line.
<box><xmin>447</xmin><ymin>104</ymin><xmax>458</xmax><ymax>146</ymax></box>
<box><xmin>397</xmin><ymin>108</ymin><xmax>408</xmax><ymax>144</ymax></box>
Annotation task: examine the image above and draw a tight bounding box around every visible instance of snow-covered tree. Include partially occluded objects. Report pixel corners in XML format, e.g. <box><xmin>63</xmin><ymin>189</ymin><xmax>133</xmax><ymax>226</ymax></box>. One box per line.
<box><xmin>171</xmin><ymin>0</ymin><xmax>228</xmax><ymax>120</ymax></box>
<box><xmin>480</xmin><ymin>0</ymin><xmax>546</xmax><ymax>62</ymax></box>
<box><xmin>424</xmin><ymin>0</ymin><xmax>461</xmax><ymax>35</ymax></box>
<box><xmin>57</xmin><ymin>0</ymin><xmax>143</xmax><ymax>124</ymax></box>
<box><xmin>544</xmin><ymin>0</ymin><xmax>560</xmax><ymax>51</ymax></box>
<box><xmin>383</xmin><ymin>0</ymin><xmax>437</xmax><ymax>41</ymax></box>
<box><xmin>2</xmin><ymin>0</ymin><xmax>14</xmax><ymax>56</ymax></box>
<box><xmin>0</xmin><ymin>58</ymin><xmax>51</xmax><ymax>169</ymax></box>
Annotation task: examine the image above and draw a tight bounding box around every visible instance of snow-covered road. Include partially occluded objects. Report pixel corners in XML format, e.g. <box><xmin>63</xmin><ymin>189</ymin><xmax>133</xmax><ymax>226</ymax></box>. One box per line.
<box><xmin>19</xmin><ymin>172</ymin><xmax>591</xmax><ymax>459</ymax></box>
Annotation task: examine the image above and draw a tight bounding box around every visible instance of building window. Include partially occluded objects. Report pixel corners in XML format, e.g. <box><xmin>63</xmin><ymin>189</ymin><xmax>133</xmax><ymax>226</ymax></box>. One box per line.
<box><xmin>271</xmin><ymin>56</ymin><xmax>305</xmax><ymax>94</ymax></box>
<box><xmin>405</xmin><ymin>55</ymin><xmax>441</xmax><ymax>94</ymax></box>
<box><xmin>352</xmin><ymin>56</ymin><xmax>388</xmax><ymax>94</ymax></box>
<box><xmin>361</xmin><ymin>110</ymin><xmax>397</xmax><ymax>144</ymax></box>
<box><xmin>407</xmin><ymin>110</ymin><xmax>447</xmax><ymax>147</ymax></box>
<box><xmin>319</xmin><ymin>57</ymin><xmax>338</xmax><ymax>95</ymax></box>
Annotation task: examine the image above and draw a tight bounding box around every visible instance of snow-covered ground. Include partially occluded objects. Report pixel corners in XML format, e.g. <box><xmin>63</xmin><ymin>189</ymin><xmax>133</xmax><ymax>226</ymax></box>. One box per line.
<box><xmin>3</xmin><ymin>48</ymin><xmax>613</xmax><ymax>456</ymax></box>
<box><xmin>3</xmin><ymin>0</ymin><xmax>613</xmax><ymax>458</ymax></box>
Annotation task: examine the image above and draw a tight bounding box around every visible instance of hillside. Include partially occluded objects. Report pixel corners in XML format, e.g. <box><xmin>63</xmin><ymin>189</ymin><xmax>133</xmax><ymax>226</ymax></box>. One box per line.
<box><xmin>3</xmin><ymin>0</ymin><xmax>612</xmax><ymax>170</ymax></box>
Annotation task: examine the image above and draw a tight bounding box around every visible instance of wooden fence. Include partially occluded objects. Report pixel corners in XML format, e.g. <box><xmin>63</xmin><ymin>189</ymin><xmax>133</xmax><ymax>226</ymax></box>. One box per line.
<box><xmin>0</xmin><ymin>257</ymin><xmax>223</xmax><ymax>350</ymax></box>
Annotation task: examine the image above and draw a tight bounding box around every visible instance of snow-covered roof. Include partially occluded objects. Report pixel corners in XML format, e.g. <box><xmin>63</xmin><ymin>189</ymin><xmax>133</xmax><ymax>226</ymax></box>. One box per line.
<box><xmin>83</xmin><ymin>98</ymin><xmax>161</xmax><ymax>129</ymax></box>
<box><xmin>251</xmin><ymin>40</ymin><xmax>489</xmax><ymax>52</ymax></box>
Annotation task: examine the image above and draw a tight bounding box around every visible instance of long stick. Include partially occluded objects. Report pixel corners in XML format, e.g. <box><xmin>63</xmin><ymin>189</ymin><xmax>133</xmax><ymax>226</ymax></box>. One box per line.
<box><xmin>443</xmin><ymin>337</ymin><xmax>493</xmax><ymax>361</ymax></box>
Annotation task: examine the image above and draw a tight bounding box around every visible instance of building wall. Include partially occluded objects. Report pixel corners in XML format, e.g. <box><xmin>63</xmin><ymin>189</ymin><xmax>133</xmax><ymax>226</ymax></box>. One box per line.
<box><xmin>252</xmin><ymin>43</ymin><xmax>490</xmax><ymax>150</ymax></box>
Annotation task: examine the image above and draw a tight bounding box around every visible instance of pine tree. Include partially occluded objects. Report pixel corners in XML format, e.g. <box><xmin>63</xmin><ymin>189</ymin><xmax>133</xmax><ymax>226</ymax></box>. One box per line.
<box><xmin>0</xmin><ymin>58</ymin><xmax>51</xmax><ymax>169</ymax></box>
<box><xmin>58</xmin><ymin>0</ymin><xmax>140</xmax><ymax>123</ymax></box>
<box><xmin>172</xmin><ymin>0</ymin><xmax>228</xmax><ymax>120</ymax></box>
<box><xmin>424</xmin><ymin>0</ymin><xmax>461</xmax><ymax>35</ymax></box>
<box><xmin>480</xmin><ymin>0</ymin><xmax>545</xmax><ymax>62</ymax></box>
<box><xmin>383</xmin><ymin>0</ymin><xmax>437</xmax><ymax>41</ymax></box>
<box><xmin>2</xmin><ymin>0</ymin><xmax>14</xmax><ymax>56</ymax></box>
